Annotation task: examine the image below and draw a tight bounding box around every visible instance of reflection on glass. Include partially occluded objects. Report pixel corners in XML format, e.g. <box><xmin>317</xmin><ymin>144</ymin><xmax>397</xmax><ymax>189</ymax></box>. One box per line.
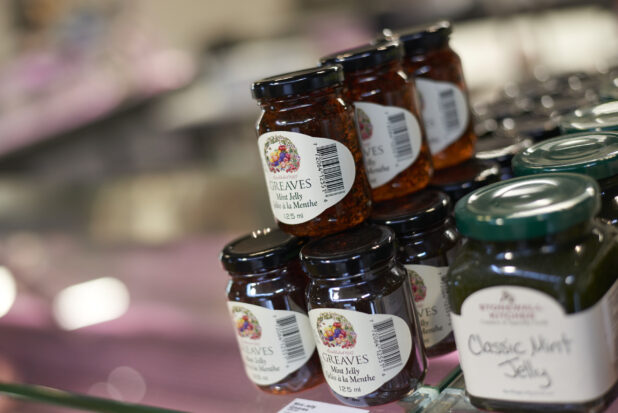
<box><xmin>0</xmin><ymin>267</ymin><xmax>16</xmax><ymax>319</ymax></box>
<box><xmin>53</xmin><ymin>277</ymin><xmax>130</xmax><ymax>330</ymax></box>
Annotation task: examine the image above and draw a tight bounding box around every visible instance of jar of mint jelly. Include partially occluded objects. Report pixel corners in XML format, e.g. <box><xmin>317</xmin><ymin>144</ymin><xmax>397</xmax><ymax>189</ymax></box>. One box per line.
<box><xmin>370</xmin><ymin>189</ymin><xmax>461</xmax><ymax>357</ymax></box>
<box><xmin>251</xmin><ymin>65</ymin><xmax>372</xmax><ymax>237</ymax></box>
<box><xmin>221</xmin><ymin>228</ymin><xmax>323</xmax><ymax>394</ymax></box>
<box><xmin>320</xmin><ymin>42</ymin><xmax>433</xmax><ymax>202</ymax></box>
<box><xmin>301</xmin><ymin>225</ymin><xmax>426</xmax><ymax>407</ymax></box>
<box><xmin>512</xmin><ymin>132</ymin><xmax>618</xmax><ymax>226</ymax></box>
<box><xmin>394</xmin><ymin>21</ymin><xmax>477</xmax><ymax>170</ymax></box>
<box><xmin>448</xmin><ymin>173</ymin><xmax>618</xmax><ymax>413</ymax></box>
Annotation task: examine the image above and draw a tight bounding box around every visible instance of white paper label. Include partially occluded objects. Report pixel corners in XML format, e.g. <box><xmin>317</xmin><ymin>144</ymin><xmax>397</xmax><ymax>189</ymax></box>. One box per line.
<box><xmin>258</xmin><ymin>131</ymin><xmax>356</xmax><ymax>225</ymax></box>
<box><xmin>278</xmin><ymin>398</ymin><xmax>369</xmax><ymax>413</ymax></box>
<box><xmin>353</xmin><ymin>102</ymin><xmax>422</xmax><ymax>188</ymax></box>
<box><xmin>416</xmin><ymin>78</ymin><xmax>469</xmax><ymax>154</ymax></box>
<box><xmin>405</xmin><ymin>265</ymin><xmax>452</xmax><ymax>348</ymax></box>
<box><xmin>451</xmin><ymin>282</ymin><xmax>618</xmax><ymax>403</ymax></box>
<box><xmin>228</xmin><ymin>302</ymin><xmax>316</xmax><ymax>386</ymax></box>
<box><xmin>308</xmin><ymin>308</ymin><xmax>412</xmax><ymax>397</ymax></box>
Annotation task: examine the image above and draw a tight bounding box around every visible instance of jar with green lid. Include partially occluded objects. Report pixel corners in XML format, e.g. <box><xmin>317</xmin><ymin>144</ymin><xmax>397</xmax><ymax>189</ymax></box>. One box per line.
<box><xmin>559</xmin><ymin>101</ymin><xmax>618</xmax><ymax>134</ymax></box>
<box><xmin>512</xmin><ymin>132</ymin><xmax>618</xmax><ymax>226</ymax></box>
<box><xmin>599</xmin><ymin>76</ymin><xmax>618</xmax><ymax>102</ymax></box>
<box><xmin>447</xmin><ymin>173</ymin><xmax>618</xmax><ymax>413</ymax></box>
<box><xmin>301</xmin><ymin>225</ymin><xmax>426</xmax><ymax>406</ymax></box>
<box><xmin>475</xmin><ymin>131</ymin><xmax>532</xmax><ymax>180</ymax></box>
<box><xmin>221</xmin><ymin>228</ymin><xmax>324</xmax><ymax>394</ymax></box>
<box><xmin>429</xmin><ymin>158</ymin><xmax>500</xmax><ymax>207</ymax></box>
<box><xmin>369</xmin><ymin>189</ymin><xmax>461</xmax><ymax>357</ymax></box>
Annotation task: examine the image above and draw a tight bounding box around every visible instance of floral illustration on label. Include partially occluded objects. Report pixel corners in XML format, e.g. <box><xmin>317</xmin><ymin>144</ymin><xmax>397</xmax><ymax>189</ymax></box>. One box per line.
<box><xmin>409</xmin><ymin>269</ymin><xmax>427</xmax><ymax>303</ymax></box>
<box><xmin>316</xmin><ymin>312</ymin><xmax>357</xmax><ymax>348</ymax></box>
<box><xmin>232</xmin><ymin>306</ymin><xmax>261</xmax><ymax>339</ymax></box>
<box><xmin>356</xmin><ymin>108</ymin><xmax>373</xmax><ymax>140</ymax></box>
<box><xmin>263</xmin><ymin>135</ymin><xmax>300</xmax><ymax>173</ymax></box>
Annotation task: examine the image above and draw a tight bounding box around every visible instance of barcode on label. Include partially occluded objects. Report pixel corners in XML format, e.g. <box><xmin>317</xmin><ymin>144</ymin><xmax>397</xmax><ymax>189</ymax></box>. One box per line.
<box><xmin>386</xmin><ymin>113</ymin><xmax>413</xmax><ymax>162</ymax></box>
<box><xmin>276</xmin><ymin>315</ymin><xmax>306</xmax><ymax>364</ymax></box>
<box><xmin>316</xmin><ymin>144</ymin><xmax>345</xmax><ymax>197</ymax></box>
<box><xmin>438</xmin><ymin>89</ymin><xmax>460</xmax><ymax>131</ymax></box>
<box><xmin>372</xmin><ymin>318</ymin><xmax>402</xmax><ymax>371</ymax></box>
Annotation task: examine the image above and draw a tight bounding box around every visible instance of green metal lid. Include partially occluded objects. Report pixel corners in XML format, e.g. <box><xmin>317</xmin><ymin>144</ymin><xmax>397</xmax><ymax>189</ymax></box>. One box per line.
<box><xmin>454</xmin><ymin>173</ymin><xmax>600</xmax><ymax>241</ymax></box>
<box><xmin>512</xmin><ymin>132</ymin><xmax>618</xmax><ymax>180</ymax></box>
<box><xmin>559</xmin><ymin>101</ymin><xmax>618</xmax><ymax>133</ymax></box>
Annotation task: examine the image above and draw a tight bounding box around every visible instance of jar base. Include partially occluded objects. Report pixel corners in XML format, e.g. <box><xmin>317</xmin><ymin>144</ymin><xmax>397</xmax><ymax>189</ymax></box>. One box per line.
<box><xmin>257</xmin><ymin>355</ymin><xmax>325</xmax><ymax>395</ymax></box>
<box><xmin>467</xmin><ymin>381</ymin><xmax>618</xmax><ymax>413</ymax></box>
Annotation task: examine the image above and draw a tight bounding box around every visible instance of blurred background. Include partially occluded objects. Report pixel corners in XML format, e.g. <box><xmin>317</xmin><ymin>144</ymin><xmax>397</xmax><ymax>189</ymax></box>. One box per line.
<box><xmin>0</xmin><ymin>0</ymin><xmax>616</xmax><ymax>412</ymax></box>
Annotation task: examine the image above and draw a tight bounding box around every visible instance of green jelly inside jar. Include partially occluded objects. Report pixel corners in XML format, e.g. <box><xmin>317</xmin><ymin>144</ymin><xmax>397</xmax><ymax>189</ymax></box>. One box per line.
<box><xmin>448</xmin><ymin>173</ymin><xmax>618</xmax><ymax>413</ymax></box>
<box><xmin>512</xmin><ymin>131</ymin><xmax>618</xmax><ymax>226</ymax></box>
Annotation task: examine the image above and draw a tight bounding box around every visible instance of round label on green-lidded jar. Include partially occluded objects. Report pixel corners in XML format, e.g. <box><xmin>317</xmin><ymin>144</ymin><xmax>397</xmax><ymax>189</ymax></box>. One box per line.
<box><xmin>416</xmin><ymin>78</ymin><xmax>469</xmax><ymax>154</ymax></box>
<box><xmin>353</xmin><ymin>102</ymin><xmax>422</xmax><ymax>188</ymax></box>
<box><xmin>512</xmin><ymin>132</ymin><xmax>618</xmax><ymax>180</ymax></box>
<box><xmin>308</xmin><ymin>308</ymin><xmax>412</xmax><ymax>398</ymax></box>
<box><xmin>451</xmin><ymin>282</ymin><xmax>618</xmax><ymax>403</ymax></box>
<box><xmin>228</xmin><ymin>302</ymin><xmax>316</xmax><ymax>386</ymax></box>
<box><xmin>258</xmin><ymin>131</ymin><xmax>356</xmax><ymax>225</ymax></box>
<box><xmin>454</xmin><ymin>173</ymin><xmax>600</xmax><ymax>242</ymax></box>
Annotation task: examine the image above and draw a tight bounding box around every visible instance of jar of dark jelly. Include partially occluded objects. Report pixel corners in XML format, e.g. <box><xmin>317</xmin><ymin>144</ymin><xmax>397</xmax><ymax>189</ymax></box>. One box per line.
<box><xmin>448</xmin><ymin>173</ymin><xmax>618</xmax><ymax>413</ymax></box>
<box><xmin>301</xmin><ymin>225</ymin><xmax>426</xmax><ymax>407</ymax></box>
<box><xmin>475</xmin><ymin>131</ymin><xmax>532</xmax><ymax>180</ymax></box>
<box><xmin>369</xmin><ymin>189</ymin><xmax>461</xmax><ymax>357</ymax></box>
<box><xmin>429</xmin><ymin>158</ymin><xmax>500</xmax><ymax>208</ymax></box>
<box><xmin>394</xmin><ymin>21</ymin><xmax>477</xmax><ymax>170</ymax></box>
<box><xmin>512</xmin><ymin>132</ymin><xmax>618</xmax><ymax>226</ymax></box>
<box><xmin>251</xmin><ymin>65</ymin><xmax>372</xmax><ymax>237</ymax></box>
<box><xmin>319</xmin><ymin>42</ymin><xmax>433</xmax><ymax>202</ymax></box>
<box><xmin>221</xmin><ymin>228</ymin><xmax>324</xmax><ymax>394</ymax></box>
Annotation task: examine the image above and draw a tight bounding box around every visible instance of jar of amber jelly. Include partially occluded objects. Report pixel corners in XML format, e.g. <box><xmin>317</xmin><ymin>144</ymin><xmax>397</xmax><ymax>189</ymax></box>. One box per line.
<box><xmin>320</xmin><ymin>42</ymin><xmax>433</xmax><ymax>202</ymax></box>
<box><xmin>395</xmin><ymin>21</ymin><xmax>477</xmax><ymax>170</ymax></box>
<box><xmin>301</xmin><ymin>225</ymin><xmax>426</xmax><ymax>407</ymax></box>
<box><xmin>221</xmin><ymin>228</ymin><xmax>323</xmax><ymax>394</ymax></box>
<box><xmin>512</xmin><ymin>132</ymin><xmax>618</xmax><ymax>226</ymax></box>
<box><xmin>448</xmin><ymin>174</ymin><xmax>618</xmax><ymax>413</ymax></box>
<box><xmin>252</xmin><ymin>66</ymin><xmax>372</xmax><ymax>237</ymax></box>
<box><xmin>370</xmin><ymin>190</ymin><xmax>461</xmax><ymax>357</ymax></box>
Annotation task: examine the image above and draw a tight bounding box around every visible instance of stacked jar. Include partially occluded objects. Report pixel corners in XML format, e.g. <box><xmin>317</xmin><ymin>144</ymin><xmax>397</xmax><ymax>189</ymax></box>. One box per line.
<box><xmin>319</xmin><ymin>42</ymin><xmax>433</xmax><ymax>202</ymax></box>
<box><xmin>394</xmin><ymin>21</ymin><xmax>477</xmax><ymax>170</ymax></box>
<box><xmin>219</xmin><ymin>20</ymin><xmax>492</xmax><ymax>408</ymax></box>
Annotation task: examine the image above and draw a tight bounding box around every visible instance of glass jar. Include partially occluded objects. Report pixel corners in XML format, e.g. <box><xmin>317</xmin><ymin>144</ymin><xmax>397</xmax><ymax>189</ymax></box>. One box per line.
<box><xmin>429</xmin><ymin>158</ymin><xmax>500</xmax><ymax>208</ymax></box>
<box><xmin>512</xmin><ymin>132</ymin><xmax>618</xmax><ymax>226</ymax></box>
<box><xmin>395</xmin><ymin>21</ymin><xmax>477</xmax><ymax>170</ymax></box>
<box><xmin>448</xmin><ymin>173</ymin><xmax>618</xmax><ymax>413</ymax></box>
<box><xmin>221</xmin><ymin>228</ymin><xmax>324</xmax><ymax>394</ymax></box>
<box><xmin>301</xmin><ymin>225</ymin><xmax>426</xmax><ymax>407</ymax></box>
<box><xmin>475</xmin><ymin>131</ymin><xmax>532</xmax><ymax>180</ymax></box>
<box><xmin>559</xmin><ymin>101</ymin><xmax>618</xmax><ymax>134</ymax></box>
<box><xmin>501</xmin><ymin>113</ymin><xmax>560</xmax><ymax>142</ymax></box>
<box><xmin>251</xmin><ymin>65</ymin><xmax>372</xmax><ymax>237</ymax></box>
<box><xmin>369</xmin><ymin>189</ymin><xmax>461</xmax><ymax>357</ymax></box>
<box><xmin>320</xmin><ymin>42</ymin><xmax>433</xmax><ymax>202</ymax></box>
